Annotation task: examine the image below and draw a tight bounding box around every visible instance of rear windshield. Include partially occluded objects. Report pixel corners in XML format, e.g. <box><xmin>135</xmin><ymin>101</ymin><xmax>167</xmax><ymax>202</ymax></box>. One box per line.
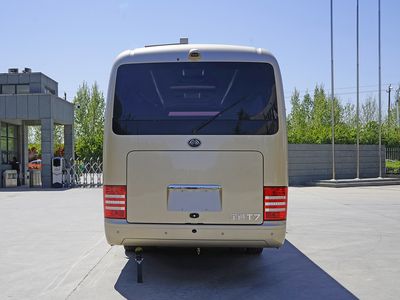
<box><xmin>113</xmin><ymin>62</ymin><xmax>278</xmax><ymax>135</ymax></box>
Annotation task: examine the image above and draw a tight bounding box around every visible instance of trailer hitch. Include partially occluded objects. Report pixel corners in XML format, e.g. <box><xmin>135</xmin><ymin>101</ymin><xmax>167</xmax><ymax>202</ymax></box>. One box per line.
<box><xmin>134</xmin><ymin>247</ymin><xmax>144</xmax><ymax>283</ymax></box>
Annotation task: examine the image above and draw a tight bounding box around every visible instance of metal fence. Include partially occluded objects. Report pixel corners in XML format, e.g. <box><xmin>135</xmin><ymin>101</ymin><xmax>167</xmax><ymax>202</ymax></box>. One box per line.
<box><xmin>386</xmin><ymin>147</ymin><xmax>400</xmax><ymax>161</ymax></box>
<box><xmin>58</xmin><ymin>149</ymin><xmax>398</xmax><ymax>187</ymax></box>
<box><xmin>62</xmin><ymin>157</ymin><xmax>103</xmax><ymax>187</ymax></box>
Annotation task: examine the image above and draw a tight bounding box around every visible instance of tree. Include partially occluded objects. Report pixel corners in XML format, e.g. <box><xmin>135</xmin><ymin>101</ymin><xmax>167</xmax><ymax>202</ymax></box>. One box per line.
<box><xmin>287</xmin><ymin>84</ymin><xmax>400</xmax><ymax>146</ymax></box>
<box><xmin>288</xmin><ymin>85</ymin><xmax>339</xmax><ymax>144</ymax></box>
<box><xmin>287</xmin><ymin>89</ymin><xmax>306</xmax><ymax>143</ymax></box>
<box><xmin>382</xmin><ymin>90</ymin><xmax>400</xmax><ymax>147</ymax></box>
<box><xmin>309</xmin><ymin>85</ymin><xmax>332</xmax><ymax>143</ymax></box>
<box><xmin>28</xmin><ymin>126</ymin><xmax>41</xmax><ymax>160</ymax></box>
<box><xmin>361</xmin><ymin>96</ymin><xmax>378</xmax><ymax>125</ymax></box>
<box><xmin>73</xmin><ymin>82</ymin><xmax>105</xmax><ymax>159</ymax></box>
<box><xmin>28</xmin><ymin>124</ymin><xmax>64</xmax><ymax>159</ymax></box>
<box><xmin>357</xmin><ymin>96</ymin><xmax>378</xmax><ymax>144</ymax></box>
<box><xmin>338</xmin><ymin>102</ymin><xmax>357</xmax><ymax>144</ymax></box>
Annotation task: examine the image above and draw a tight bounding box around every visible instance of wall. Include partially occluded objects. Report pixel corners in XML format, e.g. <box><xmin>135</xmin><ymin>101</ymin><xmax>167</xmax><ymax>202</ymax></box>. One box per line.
<box><xmin>288</xmin><ymin>144</ymin><xmax>386</xmax><ymax>185</ymax></box>
<box><xmin>0</xmin><ymin>94</ymin><xmax>73</xmax><ymax>124</ymax></box>
<box><xmin>0</xmin><ymin>72</ymin><xmax>58</xmax><ymax>95</ymax></box>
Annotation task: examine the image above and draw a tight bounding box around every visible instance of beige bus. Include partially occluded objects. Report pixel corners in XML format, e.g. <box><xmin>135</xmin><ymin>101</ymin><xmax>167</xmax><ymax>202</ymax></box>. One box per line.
<box><xmin>103</xmin><ymin>41</ymin><xmax>288</xmax><ymax>254</ymax></box>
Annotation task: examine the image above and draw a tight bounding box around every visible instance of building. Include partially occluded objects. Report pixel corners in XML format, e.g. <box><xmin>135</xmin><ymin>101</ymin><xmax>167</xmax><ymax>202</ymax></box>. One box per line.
<box><xmin>0</xmin><ymin>68</ymin><xmax>74</xmax><ymax>188</ymax></box>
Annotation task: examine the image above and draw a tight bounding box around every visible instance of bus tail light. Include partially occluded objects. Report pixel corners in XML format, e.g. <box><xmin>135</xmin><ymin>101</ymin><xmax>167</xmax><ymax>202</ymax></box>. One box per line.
<box><xmin>263</xmin><ymin>186</ymin><xmax>288</xmax><ymax>221</ymax></box>
<box><xmin>103</xmin><ymin>185</ymin><xmax>126</xmax><ymax>219</ymax></box>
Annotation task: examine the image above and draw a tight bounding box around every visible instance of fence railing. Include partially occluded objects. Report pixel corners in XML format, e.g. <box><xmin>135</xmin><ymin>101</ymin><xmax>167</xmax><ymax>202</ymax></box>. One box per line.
<box><xmin>386</xmin><ymin>147</ymin><xmax>400</xmax><ymax>161</ymax></box>
<box><xmin>62</xmin><ymin>157</ymin><xmax>103</xmax><ymax>187</ymax></box>
<box><xmin>59</xmin><ymin>149</ymin><xmax>398</xmax><ymax>187</ymax></box>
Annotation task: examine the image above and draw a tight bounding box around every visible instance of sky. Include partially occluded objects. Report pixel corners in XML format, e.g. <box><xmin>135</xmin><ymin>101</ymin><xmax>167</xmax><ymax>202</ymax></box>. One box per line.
<box><xmin>1</xmin><ymin>0</ymin><xmax>399</xmax><ymax>114</ymax></box>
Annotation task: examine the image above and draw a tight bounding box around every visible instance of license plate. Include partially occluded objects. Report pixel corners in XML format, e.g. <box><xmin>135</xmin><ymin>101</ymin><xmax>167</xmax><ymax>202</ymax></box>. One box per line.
<box><xmin>167</xmin><ymin>184</ymin><xmax>222</xmax><ymax>212</ymax></box>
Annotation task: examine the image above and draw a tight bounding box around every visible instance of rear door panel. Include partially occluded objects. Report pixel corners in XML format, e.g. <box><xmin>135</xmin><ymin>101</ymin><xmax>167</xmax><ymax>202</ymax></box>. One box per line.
<box><xmin>126</xmin><ymin>151</ymin><xmax>263</xmax><ymax>224</ymax></box>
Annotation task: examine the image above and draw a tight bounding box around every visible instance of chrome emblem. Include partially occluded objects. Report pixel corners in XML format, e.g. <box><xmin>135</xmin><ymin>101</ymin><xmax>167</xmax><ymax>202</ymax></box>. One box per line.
<box><xmin>232</xmin><ymin>213</ymin><xmax>261</xmax><ymax>222</ymax></box>
<box><xmin>188</xmin><ymin>138</ymin><xmax>201</xmax><ymax>148</ymax></box>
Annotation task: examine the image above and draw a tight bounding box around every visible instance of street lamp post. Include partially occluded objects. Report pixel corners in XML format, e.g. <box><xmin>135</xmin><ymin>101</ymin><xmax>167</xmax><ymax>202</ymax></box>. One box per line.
<box><xmin>378</xmin><ymin>0</ymin><xmax>382</xmax><ymax>178</ymax></box>
<box><xmin>387</xmin><ymin>84</ymin><xmax>392</xmax><ymax>118</ymax></box>
<box><xmin>397</xmin><ymin>95</ymin><xmax>400</xmax><ymax>126</ymax></box>
<box><xmin>356</xmin><ymin>0</ymin><xmax>360</xmax><ymax>179</ymax></box>
<box><xmin>331</xmin><ymin>0</ymin><xmax>336</xmax><ymax>180</ymax></box>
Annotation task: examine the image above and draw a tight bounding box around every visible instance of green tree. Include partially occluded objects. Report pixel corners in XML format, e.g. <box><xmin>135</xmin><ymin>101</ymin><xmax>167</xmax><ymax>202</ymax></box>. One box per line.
<box><xmin>359</xmin><ymin>97</ymin><xmax>379</xmax><ymax>144</ymax></box>
<box><xmin>309</xmin><ymin>85</ymin><xmax>332</xmax><ymax>143</ymax></box>
<box><xmin>382</xmin><ymin>89</ymin><xmax>400</xmax><ymax>147</ymax></box>
<box><xmin>361</xmin><ymin>96</ymin><xmax>378</xmax><ymax>125</ymax></box>
<box><xmin>287</xmin><ymin>89</ymin><xmax>305</xmax><ymax>143</ymax></box>
<box><xmin>73</xmin><ymin>82</ymin><xmax>105</xmax><ymax>159</ymax></box>
<box><xmin>28</xmin><ymin>126</ymin><xmax>41</xmax><ymax>159</ymax></box>
<box><xmin>287</xmin><ymin>84</ymin><xmax>400</xmax><ymax>146</ymax></box>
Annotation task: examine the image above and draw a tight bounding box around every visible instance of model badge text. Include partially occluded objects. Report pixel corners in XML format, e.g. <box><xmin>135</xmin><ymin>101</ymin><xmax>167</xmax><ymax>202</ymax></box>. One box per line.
<box><xmin>231</xmin><ymin>213</ymin><xmax>261</xmax><ymax>222</ymax></box>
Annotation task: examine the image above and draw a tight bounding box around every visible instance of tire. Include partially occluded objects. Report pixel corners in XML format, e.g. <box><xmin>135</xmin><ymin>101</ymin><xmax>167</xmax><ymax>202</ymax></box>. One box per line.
<box><xmin>124</xmin><ymin>246</ymin><xmax>157</xmax><ymax>253</ymax></box>
<box><xmin>246</xmin><ymin>247</ymin><xmax>263</xmax><ymax>255</ymax></box>
<box><xmin>124</xmin><ymin>245</ymin><xmax>137</xmax><ymax>252</ymax></box>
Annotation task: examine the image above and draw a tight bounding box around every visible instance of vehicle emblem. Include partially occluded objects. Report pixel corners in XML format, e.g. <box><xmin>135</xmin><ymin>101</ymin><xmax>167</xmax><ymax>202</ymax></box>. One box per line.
<box><xmin>188</xmin><ymin>49</ymin><xmax>201</xmax><ymax>60</ymax></box>
<box><xmin>188</xmin><ymin>138</ymin><xmax>201</xmax><ymax>148</ymax></box>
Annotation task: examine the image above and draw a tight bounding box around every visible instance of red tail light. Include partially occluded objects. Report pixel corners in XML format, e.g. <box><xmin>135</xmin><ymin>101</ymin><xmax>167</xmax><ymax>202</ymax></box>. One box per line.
<box><xmin>103</xmin><ymin>185</ymin><xmax>126</xmax><ymax>219</ymax></box>
<box><xmin>263</xmin><ymin>186</ymin><xmax>288</xmax><ymax>221</ymax></box>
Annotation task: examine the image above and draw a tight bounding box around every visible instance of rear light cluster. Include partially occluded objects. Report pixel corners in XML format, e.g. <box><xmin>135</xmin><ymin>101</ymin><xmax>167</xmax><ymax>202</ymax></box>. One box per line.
<box><xmin>263</xmin><ymin>186</ymin><xmax>288</xmax><ymax>221</ymax></box>
<box><xmin>103</xmin><ymin>185</ymin><xmax>127</xmax><ymax>219</ymax></box>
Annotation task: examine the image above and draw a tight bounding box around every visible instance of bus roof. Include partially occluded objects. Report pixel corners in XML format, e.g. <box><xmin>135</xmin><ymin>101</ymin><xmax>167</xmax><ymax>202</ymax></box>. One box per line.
<box><xmin>113</xmin><ymin>44</ymin><xmax>277</xmax><ymax>67</ymax></box>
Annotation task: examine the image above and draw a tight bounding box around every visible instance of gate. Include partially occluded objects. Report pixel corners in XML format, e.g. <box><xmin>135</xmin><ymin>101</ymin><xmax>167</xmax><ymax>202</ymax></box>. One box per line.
<box><xmin>62</xmin><ymin>157</ymin><xmax>103</xmax><ymax>187</ymax></box>
<box><xmin>386</xmin><ymin>147</ymin><xmax>400</xmax><ymax>175</ymax></box>
<box><xmin>386</xmin><ymin>147</ymin><xmax>400</xmax><ymax>161</ymax></box>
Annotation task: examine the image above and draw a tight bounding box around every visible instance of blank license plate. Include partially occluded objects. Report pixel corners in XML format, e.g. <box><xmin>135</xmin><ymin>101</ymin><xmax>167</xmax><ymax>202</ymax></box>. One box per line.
<box><xmin>167</xmin><ymin>184</ymin><xmax>222</xmax><ymax>212</ymax></box>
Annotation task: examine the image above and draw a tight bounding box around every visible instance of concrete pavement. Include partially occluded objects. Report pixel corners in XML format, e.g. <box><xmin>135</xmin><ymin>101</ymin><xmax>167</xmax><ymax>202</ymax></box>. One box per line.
<box><xmin>287</xmin><ymin>185</ymin><xmax>400</xmax><ymax>300</ymax></box>
<box><xmin>0</xmin><ymin>186</ymin><xmax>399</xmax><ymax>299</ymax></box>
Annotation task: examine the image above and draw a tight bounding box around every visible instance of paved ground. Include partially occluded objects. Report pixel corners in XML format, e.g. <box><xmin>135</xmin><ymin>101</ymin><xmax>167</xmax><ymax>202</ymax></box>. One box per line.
<box><xmin>0</xmin><ymin>185</ymin><xmax>399</xmax><ymax>299</ymax></box>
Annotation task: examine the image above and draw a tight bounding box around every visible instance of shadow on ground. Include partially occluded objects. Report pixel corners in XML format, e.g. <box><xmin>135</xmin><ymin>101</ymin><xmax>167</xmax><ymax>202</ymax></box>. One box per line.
<box><xmin>114</xmin><ymin>241</ymin><xmax>356</xmax><ymax>300</ymax></box>
<box><xmin>0</xmin><ymin>187</ymin><xmax>72</xmax><ymax>192</ymax></box>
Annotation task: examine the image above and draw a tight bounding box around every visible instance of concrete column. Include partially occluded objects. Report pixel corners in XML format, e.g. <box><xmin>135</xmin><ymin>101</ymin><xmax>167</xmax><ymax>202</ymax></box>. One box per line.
<box><xmin>63</xmin><ymin>124</ymin><xmax>74</xmax><ymax>162</ymax></box>
<box><xmin>41</xmin><ymin>118</ymin><xmax>54</xmax><ymax>188</ymax></box>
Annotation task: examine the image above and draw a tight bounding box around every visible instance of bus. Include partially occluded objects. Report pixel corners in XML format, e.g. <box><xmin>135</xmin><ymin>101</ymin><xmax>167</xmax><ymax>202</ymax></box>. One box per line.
<box><xmin>103</xmin><ymin>40</ymin><xmax>288</xmax><ymax>254</ymax></box>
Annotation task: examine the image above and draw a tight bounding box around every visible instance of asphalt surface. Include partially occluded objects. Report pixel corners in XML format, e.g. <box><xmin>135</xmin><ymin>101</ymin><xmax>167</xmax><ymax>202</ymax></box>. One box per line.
<box><xmin>0</xmin><ymin>185</ymin><xmax>399</xmax><ymax>299</ymax></box>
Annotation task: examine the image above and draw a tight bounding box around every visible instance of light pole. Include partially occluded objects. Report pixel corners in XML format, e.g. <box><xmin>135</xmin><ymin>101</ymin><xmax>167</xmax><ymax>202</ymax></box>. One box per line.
<box><xmin>356</xmin><ymin>0</ymin><xmax>360</xmax><ymax>179</ymax></box>
<box><xmin>386</xmin><ymin>84</ymin><xmax>392</xmax><ymax>118</ymax></box>
<box><xmin>397</xmin><ymin>93</ymin><xmax>400</xmax><ymax>126</ymax></box>
<box><xmin>378</xmin><ymin>0</ymin><xmax>382</xmax><ymax>178</ymax></box>
<box><xmin>330</xmin><ymin>0</ymin><xmax>336</xmax><ymax>180</ymax></box>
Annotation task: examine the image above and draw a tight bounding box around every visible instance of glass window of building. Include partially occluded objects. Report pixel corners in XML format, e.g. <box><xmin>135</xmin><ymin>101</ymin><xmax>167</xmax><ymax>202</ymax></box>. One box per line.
<box><xmin>0</xmin><ymin>125</ymin><xmax>6</xmax><ymax>137</ymax></box>
<box><xmin>0</xmin><ymin>143</ymin><xmax>6</xmax><ymax>164</ymax></box>
<box><xmin>16</xmin><ymin>84</ymin><xmax>30</xmax><ymax>94</ymax></box>
<box><xmin>1</xmin><ymin>84</ymin><xmax>15</xmax><ymax>94</ymax></box>
<box><xmin>0</xmin><ymin>123</ymin><xmax>18</xmax><ymax>164</ymax></box>
<box><xmin>8</xmin><ymin>125</ymin><xmax>15</xmax><ymax>138</ymax></box>
<box><xmin>44</xmin><ymin>86</ymin><xmax>55</xmax><ymax>95</ymax></box>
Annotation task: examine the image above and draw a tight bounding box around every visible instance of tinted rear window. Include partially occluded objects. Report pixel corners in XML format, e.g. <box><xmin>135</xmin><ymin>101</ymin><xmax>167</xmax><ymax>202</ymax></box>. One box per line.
<box><xmin>113</xmin><ymin>62</ymin><xmax>278</xmax><ymax>135</ymax></box>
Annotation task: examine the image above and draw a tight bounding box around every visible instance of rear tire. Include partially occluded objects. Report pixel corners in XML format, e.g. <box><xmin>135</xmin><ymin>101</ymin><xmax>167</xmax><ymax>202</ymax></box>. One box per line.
<box><xmin>124</xmin><ymin>245</ymin><xmax>157</xmax><ymax>252</ymax></box>
<box><xmin>246</xmin><ymin>247</ymin><xmax>263</xmax><ymax>255</ymax></box>
<box><xmin>123</xmin><ymin>245</ymin><xmax>137</xmax><ymax>252</ymax></box>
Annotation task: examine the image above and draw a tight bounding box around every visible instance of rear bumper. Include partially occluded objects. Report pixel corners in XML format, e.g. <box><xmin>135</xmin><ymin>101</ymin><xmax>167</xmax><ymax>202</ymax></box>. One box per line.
<box><xmin>104</xmin><ymin>219</ymin><xmax>286</xmax><ymax>248</ymax></box>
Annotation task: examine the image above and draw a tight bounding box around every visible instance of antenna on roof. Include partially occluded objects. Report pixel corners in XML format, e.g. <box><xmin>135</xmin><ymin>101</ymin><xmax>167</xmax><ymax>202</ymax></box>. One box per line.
<box><xmin>180</xmin><ymin>37</ymin><xmax>189</xmax><ymax>44</ymax></box>
<box><xmin>145</xmin><ymin>37</ymin><xmax>189</xmax><ymax>48</ymax></box>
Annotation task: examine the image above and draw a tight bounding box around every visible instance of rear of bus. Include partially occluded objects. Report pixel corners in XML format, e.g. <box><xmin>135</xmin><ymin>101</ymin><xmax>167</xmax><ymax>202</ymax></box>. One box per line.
<box><xmin>103</xmin><ymin>43</ymin><xmax>288</xmax><ymax>251</ymax></box>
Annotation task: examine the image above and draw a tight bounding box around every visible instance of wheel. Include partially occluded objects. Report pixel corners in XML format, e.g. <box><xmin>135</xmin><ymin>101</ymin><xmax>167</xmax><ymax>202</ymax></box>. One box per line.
<box><xmin>246</xmin><ymin>247</ymin><xmax>263</xmax><ymax>255</ymax></box>
<box><xmin>123</xmin><ymin>245</ymin><xmax>137</xmax><ymax>252</ymax></box>
<box><xmin>124</xmin><ymin>245</ymin><xmax>157</xmax><ymax>252</ymax></box>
